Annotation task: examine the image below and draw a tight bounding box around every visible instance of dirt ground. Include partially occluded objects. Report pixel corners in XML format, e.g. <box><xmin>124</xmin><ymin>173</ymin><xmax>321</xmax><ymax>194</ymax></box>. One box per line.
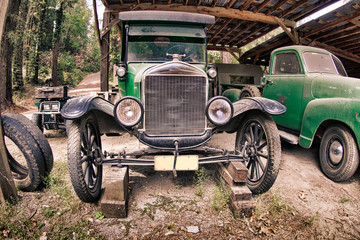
<box><xmin>41</xmin><ymin>129</ymin><xmax>360</xmax><ymax>239</ymax></box>
<box><xmin>6</xmin><ymin>73</ymin><xmax>360</xmax><ymax>239</ymax></box>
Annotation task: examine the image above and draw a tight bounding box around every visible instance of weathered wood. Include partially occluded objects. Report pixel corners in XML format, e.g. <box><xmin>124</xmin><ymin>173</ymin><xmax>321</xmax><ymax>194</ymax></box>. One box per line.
<box><xmin>274</xmin><ymin>17</ymin><xmax>298</xmax><ymax>44</ymax></box>
<box><xmin>227</xmin><ymin>162</ymin><xmax>247</xmax><ymax>183</ymax></box>
<box><xmin>100</xmin><ymin>167</ymin><xmax>129</xmax><ymax>218</ymax></box>
<box><xmin>0</xmin><ymin>112</ymin><xmax>17</xmax><ymax>204</ymax></box>
<box><xmin>100</xmin><ymin>12</ymin><xmax>111</xmax><ymax>92</ymax></box>
<box><xmin>108</xmin><ymin>4</ymin><xmax>296</xmax><ymax>28</ymax></box>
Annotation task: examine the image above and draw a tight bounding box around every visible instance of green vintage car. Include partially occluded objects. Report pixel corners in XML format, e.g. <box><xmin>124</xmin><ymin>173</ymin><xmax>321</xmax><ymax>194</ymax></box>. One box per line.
<box><xmin>262</xmin><ymin>45</ymin><xmax>359</xmax><ymax>182</ymax></box>
<box><xmin>61</xmin><ymin>11</ymin><xmax>286</xmax><ymax>203</ymax></box>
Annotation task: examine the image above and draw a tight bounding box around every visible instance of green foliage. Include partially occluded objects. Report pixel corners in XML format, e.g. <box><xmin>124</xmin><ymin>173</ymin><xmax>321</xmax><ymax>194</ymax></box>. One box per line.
<box><xmin>194</xmin><ymin>167</ymin><xmax>207</xmax><ymax>197</ymax></box>
<box><xmin>212</xmin><ymin>180</ymin><xmax>231</xmax><ymax>211</ymax></box>
<box><xmin>94</xmin><ymin>211</ymin><xmax>104</xmax><ymax>220</ymax></box>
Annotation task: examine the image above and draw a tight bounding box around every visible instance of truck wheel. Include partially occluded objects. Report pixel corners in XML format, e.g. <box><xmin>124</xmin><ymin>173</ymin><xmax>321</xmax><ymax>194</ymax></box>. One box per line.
<box><xmin>235</xmin><ymin>112</ymin><xmax>281</xmax><ymax>194</ymax></box>
<box><xmin>319</xmin><ymin>126</ymin><xmax>359</xmax><ymax>182</ymax></box>
<box><xmin>67</xmin><ymin>114</ymin><xmax>103</xmax><ymax>203</ymax></box>
<box><xmin>7</xmin><ymin>113</ymin><xmax>53</xmax><ymax>175</ymax></box>
<box><xmin>240</xmin><ymin>86</ymin><xmax>261</xmax><ymax>99</ymax></box>
<box><xmin>31</xmin><ymin>113</ymin><xmax>43</xmax><ymax>132</ymax></box>
<box><xmin>2</xmin><ymin>114</ymin><xmax>46</xmax><ymax>191</ymax></box>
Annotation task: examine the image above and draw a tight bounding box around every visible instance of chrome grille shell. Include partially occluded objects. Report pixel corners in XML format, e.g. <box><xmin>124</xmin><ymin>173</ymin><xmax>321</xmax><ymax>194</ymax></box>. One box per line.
<box><xmin>142</xmin><ymin>61</ymin><xmax>208</xmax><ymax>137</ymax></box>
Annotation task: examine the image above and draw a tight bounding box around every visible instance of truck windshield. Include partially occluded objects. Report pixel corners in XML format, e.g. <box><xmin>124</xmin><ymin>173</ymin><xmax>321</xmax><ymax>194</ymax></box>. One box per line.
<box><xmin>303</xmin><ymin>51</ymin><xmax>338</xmax><ymax>75</ymax></box>
<box><xmin>128</xmin><ymin>39</ymin><xmax>205</xmax><ymax>63</ymax></box>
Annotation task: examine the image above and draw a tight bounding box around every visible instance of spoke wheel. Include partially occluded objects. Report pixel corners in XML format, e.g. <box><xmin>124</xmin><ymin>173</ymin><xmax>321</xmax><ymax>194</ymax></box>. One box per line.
<box><xmin>235</xmin><ymin>112</ymin><xmax>281</xmax><ymax>194</ymax></box>
<box><xmin>67</xmin><ymin>114</ymin><xmax>102</xmax><ymax>203</ymax></box>
<box><xmin>320</xmin><ymin>126</ymin><xmax>359</xmax><ymax>182</ymax></box>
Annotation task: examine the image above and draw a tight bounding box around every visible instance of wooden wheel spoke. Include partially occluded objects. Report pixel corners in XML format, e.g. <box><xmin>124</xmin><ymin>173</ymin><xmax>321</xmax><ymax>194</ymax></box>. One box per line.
<box><xmin>257</xmin><ymin>141</ymin><xmax>267</xmax><ymax>151</ymax></box>
<box><xmin>254</xmin><ymin>159</ymin><xmax>260</xmax><ymax>180</ymax></box>
<box><xmin>254</xmin><ymin>124</ymin><xmax>259</xmax><ymax>144</ymax></box>
<box><xmin>256</xmin><ymin>156</ymin><xmax>265</xmax><ymax>172</ymax></box>
<box><xmin>258</xmin><ymin>152</ymin><xmax>268</xmax><ymax>159</ymax></box>
<box><xmin>249</xmin><ymin>160</ymin><xmax>255</xmax><ymax>180</ymax></box>
<box><xmin>249</xmin><ymin>124</ymin><xmax>255</xmax><ymax>143</ymax></box>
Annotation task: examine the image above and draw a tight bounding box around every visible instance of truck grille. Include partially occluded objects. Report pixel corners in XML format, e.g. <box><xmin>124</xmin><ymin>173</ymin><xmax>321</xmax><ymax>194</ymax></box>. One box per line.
<box><xmin>144</xmin><ymin>75</ymin><xmax>207</xmax><ymax>136</ymax></box>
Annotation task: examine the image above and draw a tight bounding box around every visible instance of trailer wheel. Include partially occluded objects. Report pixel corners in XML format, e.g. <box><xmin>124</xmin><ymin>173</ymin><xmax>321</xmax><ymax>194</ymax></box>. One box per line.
<box><xmin>2</xmin><ymin>114</ymin><xmax>46</xmax><ymax>191</ymax></box>
<box><xmin>235</xmin><ymin>112</ymin><xmax>281</xmax><ymax>194</ymax></box>
<box><xmin>240</xmin><ymin>86</ymin><xmax>261</xmax><ymax>99</ymax></box>
<box><xmin>6</xmin><ymin>113</ymin><xmax>53</xmax><ymax>175</ymax></box>
<box><xmin>31</xmin><ymin>113</ymin><xmax>43</xmax><ymax>132</ymax></box>
<box><xmin>319</xmin><ymin>126</ymin><xmax>359</xmax><ymax>182</ymax></box>
<box><xmin>67</xmin><ymin>114</ymin><xmax>102</xmax><ymax>203</ymax></box>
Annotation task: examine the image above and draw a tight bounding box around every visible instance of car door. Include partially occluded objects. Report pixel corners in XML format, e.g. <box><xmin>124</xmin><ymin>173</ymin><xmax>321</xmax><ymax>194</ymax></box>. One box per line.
<box><xmin>262</xmin><ymin>51</ymin><xmax>305</xmax><ymax>131</ymax></box>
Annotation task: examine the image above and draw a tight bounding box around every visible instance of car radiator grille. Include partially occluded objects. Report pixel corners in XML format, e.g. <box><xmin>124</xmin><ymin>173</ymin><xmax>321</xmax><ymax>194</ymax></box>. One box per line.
<box><xmin>144</xmin><ymin>75</ymin><xmax>207</xmax><ymax>136</ymax></box>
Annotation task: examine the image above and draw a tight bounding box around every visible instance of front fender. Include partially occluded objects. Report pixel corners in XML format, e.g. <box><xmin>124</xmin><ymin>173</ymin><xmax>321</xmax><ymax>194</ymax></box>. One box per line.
<box><xmin>61</xmin><ymin>96</ymin><xmax>124</xmax><ymax>134</ymax></box>
<box><xmin>220</xmin><ymin>97</ymin><xmax>286</xmax><ymax>132</ymax></box>
<box><xmin>299</xmin><ymin>98</ymin><xmax>360</xmax><ymax>149</ymax></box>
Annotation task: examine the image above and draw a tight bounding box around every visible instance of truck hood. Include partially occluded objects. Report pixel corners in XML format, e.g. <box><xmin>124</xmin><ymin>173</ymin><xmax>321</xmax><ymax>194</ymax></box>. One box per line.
<box><xmin>311</xmin><ymin>74</ymin><xmax>360</xmax><ymax>99</ymax></box>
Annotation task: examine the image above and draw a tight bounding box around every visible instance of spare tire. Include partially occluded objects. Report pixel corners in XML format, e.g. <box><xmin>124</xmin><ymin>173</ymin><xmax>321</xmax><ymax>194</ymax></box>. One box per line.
<box><xmin>2</xmin><ymin>113</ymin><xmax>46</xmax><ymax>191</ymax></box>
<box><xmin>239</xmin><ymin>86</ymin><xmax>261</xmax><ymax>99</ymax></box>
<box><xmin>6</xmin><ymin>113</ymin><xmax>53</xmax><ymax>175</ymax></box>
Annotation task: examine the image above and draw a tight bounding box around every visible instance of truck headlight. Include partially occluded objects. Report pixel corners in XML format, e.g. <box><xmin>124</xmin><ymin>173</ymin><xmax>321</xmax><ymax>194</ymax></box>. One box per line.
<box><xmin>207</xmin><ymin>68</ymin><xmax>217</xmax><ymax>79</ymax></box>
<box><xmin>116</xmin><ymin>66</ymin><xmax>126</xmax><ymax>78</ymax></box>
<box><xmin>114</xmin><ymin>97</ymin><xmax>143</xmax><ymax>127</ymax></box>
<box><xmin>51</xmin><ymin>104</ymin><xmax>59</xmax><ymax>111</ymax></box>
<box><xmin>43</xmin><ymin>104</ymin><xmax>51</xmax><ymax>111</ymax></box>
<box><xmin>206</xmin><ymin>97</ymin><xmax>233</xmax><ymax>126</ymax></box>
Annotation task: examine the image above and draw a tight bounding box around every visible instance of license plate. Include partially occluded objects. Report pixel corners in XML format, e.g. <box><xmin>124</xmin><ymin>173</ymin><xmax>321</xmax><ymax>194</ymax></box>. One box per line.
<box><xmin>154</xmin><ymin>155</ymin><xmax>199</xmax><ymax>171</ymax></box>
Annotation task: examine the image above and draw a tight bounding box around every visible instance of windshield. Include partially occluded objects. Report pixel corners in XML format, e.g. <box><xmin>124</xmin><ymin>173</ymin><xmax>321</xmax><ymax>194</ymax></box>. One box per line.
<box><xmin>303</xmin><ymin>51</ymin><xmax>338</xmax><ymax>75</ymax></box>
<box><xmin>128</xmin><ymin>37</ymin><xmax>205</xmax><ymax>63</ymax></box>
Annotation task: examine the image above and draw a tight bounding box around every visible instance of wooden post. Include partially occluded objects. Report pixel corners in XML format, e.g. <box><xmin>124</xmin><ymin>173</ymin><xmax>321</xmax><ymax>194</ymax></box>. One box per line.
<box><xmin>0</xmin><ymin>111</ymin><xmax>17</xmax><ymax>204</ymax></box>
<box><xmin>100</xmin><ymin>12</ymin><xmax>111</xmax><ymax>92</ymax></box>
<box><xmin>0</xmin><ymin>0</ymin><xmax>17</xmax><ymax>204</ymax></box>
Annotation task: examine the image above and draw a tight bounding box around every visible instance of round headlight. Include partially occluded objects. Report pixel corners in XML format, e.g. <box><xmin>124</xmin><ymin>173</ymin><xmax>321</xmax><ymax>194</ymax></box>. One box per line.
<box><xmin>207</xmin><ymin>68</ymin><xmax>217</xmax><ymax>79</ymax></box>
<box><xmin>114</xmin><ymin>97</ymin><xmax>143</xmax><ymax>127</ymax></box>
<box><xmin>206</xmin><ymin>97</ymin><xmax>233</xmax><ymax>126</ymax></box>
<box><xmin>116</xmin><ymin>66</ymin><xmax>126</xmax><ymax>78</ymax></box>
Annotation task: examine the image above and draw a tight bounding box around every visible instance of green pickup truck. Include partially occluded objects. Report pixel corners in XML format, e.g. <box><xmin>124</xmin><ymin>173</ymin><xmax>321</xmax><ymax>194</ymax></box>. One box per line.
<box><xmin>222</xmin><ymin>45</ymin><xmax>359</xmax><ymax>182</ymax></box>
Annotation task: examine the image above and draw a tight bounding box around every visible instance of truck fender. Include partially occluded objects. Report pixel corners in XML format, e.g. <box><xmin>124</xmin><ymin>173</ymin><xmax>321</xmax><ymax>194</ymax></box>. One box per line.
<box><xmin>299</xmin><ymin>98</ymin><xmax>360</xmax><ymax>149</ymax></box>
<box><xmin>222</xmin><ymin>88</ymin><xmax>242</xmax><ymax>102</ymax></box>
<box><xmin>61</xmin><ymin>96</ymin><xmax>124</xmax><ymax>134</ymax></box>
<box><xmin>220</xmin><ymin>97</ymin><xmax>286</xmax><ymax>133</ymax></box>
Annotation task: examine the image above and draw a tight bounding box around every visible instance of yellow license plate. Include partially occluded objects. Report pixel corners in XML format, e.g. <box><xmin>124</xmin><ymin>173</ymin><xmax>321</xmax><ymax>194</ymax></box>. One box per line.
<box><xmin>154</xmin><ymin>155</ymin><xmax>199</xmax><ymax>171</ymax></box>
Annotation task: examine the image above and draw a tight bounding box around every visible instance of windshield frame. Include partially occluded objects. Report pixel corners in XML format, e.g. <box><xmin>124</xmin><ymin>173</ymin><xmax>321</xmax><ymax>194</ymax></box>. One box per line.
<box><xmin>303</xmin><ymin>51</ymin><xmax>340</xmax><ymax>75</ymax></box>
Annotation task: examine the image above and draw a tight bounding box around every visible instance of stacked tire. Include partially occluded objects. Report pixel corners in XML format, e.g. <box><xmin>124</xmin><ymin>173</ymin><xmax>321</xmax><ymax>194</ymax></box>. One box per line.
<box><xmin>2</xmin><ymin>113</ymin><xmax>53</xmax><ymax>191</ymax></box>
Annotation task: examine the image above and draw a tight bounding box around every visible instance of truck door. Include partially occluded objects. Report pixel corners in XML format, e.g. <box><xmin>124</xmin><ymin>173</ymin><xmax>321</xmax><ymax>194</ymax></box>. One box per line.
<box><xmin>262</xmin><ymin>51</ymin><xmax>305</xmax><ymax>131</ymax></box>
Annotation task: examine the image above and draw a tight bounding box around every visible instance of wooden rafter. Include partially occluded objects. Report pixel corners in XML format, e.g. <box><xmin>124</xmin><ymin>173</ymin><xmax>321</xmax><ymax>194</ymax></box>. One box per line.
<box><xmin>208</xmin><ymin>16</ymin><xmax>220</xmax><ymax>31</ymax></box>
<box><xmin>323</xmin><ymin>28</ymin><xmax>360</xmax><ymax>44</ymax></box>
<box><xmin>241</xmin><ymin>37</ymin><xmax>290</xmax><ymax>59</ymax></box>
<box><xmin>226</xmin><ymin>0</ymin><xmax>237</xmax><ymax>9</ymax></box>
<box><xmin>274</xmin><ymin>16</ymin><xmax>298</xmax><ymax>44</ymax></box>
<box><xmin>215</xmin><ymin>21</ymin><xmax>243</xmax><ymax>45</ymax></box>
<box><xmin>108</xmin><ymin>4</ymin><xmax>296</xmax><ymax>27</ymax></box>
<box><xmin>228</xmin><ymin>22</ymin><xmax>257</xmax><ymax>45</ymax></box>
<box><xmin>280</xmin><ymin>0</ymin><xmax>307</xmax><ymax>18</ymax></box>
<box><xmin>332</xmin><ymin>35</ymin><xmax>360</xmax><ymax>47</ymax></box>
<box><xmin>266</xmin><ymin>0</ymin><xmax>289</xmax><ymax>15</ymax></box>
<box><xmin>312</xmin><ymin>23</ymin><xmax>355</xmax><ymax>41</ymax></box>
<box><xmin>241</xmin><ymin>0</ymin><xmax>253</xmax><ymax>10</ymax></box>
<box><xmin>304</xmin><ymin>10</ymin><xmax>360</xmax><ymax>37</ymax></box>
<box><xmin>208</xmin><ymin>18</ymin><xmax>232</xmax><ymax>43</ymax></box>
<box><xmin>212</xmin><ymin>0</ymin><xmax>220</xmax><ymax>7</ymax></box>
<box><xmin>234</xmin><ymin>24</ymin><xmax>268</xmax><ymax>46</ymax></box>
<box><xmin>290</xmin><ymin>0</ymin><xmax>332</xmax><ymax>21</ymax></box>
<box><xmin>254</xmin><ymin>0</ymin><xmax>271</xmax><ymax>13</ymax></box>
<box><xmin>240</xmin><ymin>25</ymin><xmax>277</xmax><ymax>47</ymax></box>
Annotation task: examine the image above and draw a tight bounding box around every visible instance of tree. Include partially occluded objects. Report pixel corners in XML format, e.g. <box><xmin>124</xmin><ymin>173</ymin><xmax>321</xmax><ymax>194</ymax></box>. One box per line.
<box><xmin>0</xmin><ymin>0</ymin><xmax>21</xmax><ymax>107</ymax></box>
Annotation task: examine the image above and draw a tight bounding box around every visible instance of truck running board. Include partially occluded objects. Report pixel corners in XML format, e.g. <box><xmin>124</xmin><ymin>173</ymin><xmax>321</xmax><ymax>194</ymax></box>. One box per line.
<box><xmin>278</xmin><ymin>129</ymin><xmax>299</xmax><ymax>145</ymax></box>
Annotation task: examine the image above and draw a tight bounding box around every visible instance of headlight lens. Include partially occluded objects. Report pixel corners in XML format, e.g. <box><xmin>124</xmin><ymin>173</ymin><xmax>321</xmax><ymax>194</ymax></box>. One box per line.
<box><xmin>207</xmin><ymin>68</ymin><xmax>217</xmax><ymax>79</ymax></box>
<box><xmin>116</xmin><ymin>66</ymin><xmax>126</xmax><ymax>78</ymax></box>
<box><xmin>114</xmin><ymin>97</ymin><xmax>143</xmax><ymax>127</ymax></box>
<box><xmin>206</xmin><ymin>97</ymin><xmax>233</xmax><ymax>126</ymax></box>
<box><xmin>51</xmin><ymin>104</ymin><xmax>59</xmax><ymax>111</ymax></box>
<box><xmin>43</xmin><ymin>104</ymin><xmax>50</xmax><ymax>110</ymax></box>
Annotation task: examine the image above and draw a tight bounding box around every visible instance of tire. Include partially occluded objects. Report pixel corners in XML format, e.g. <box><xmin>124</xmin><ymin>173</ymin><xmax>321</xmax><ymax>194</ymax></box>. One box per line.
<box><xmin>2</xmin><ymin>114</ymin><xmax>46</xmax><ymax>191</ymax></box>
<box><xmin>319</xmin><ymin>126</ymin><xmax>359</xmax><ymax>182</ymax></box>
<box><xmin>235</xmin><ymin>111</ymin><xmax>281</xmax><ymax>194</ymax></box>
<box><xmin>31</xmin><ymin>113</ymin><xmax>43</xmax><ymax>132</ymax></box>
<box><xmin>240</xmin><ymin>86</ymin><xmax>261</xmax><ymax>99</ymax></box>
<box><xmin>67</xmin><ymin>114</ymin><xmax>103</xmax><ymax>203</ymax></box>
<box><xmin>7</xmin><ymin>113</ymin><xmax>53</xmax><ymax>175</ymax></box>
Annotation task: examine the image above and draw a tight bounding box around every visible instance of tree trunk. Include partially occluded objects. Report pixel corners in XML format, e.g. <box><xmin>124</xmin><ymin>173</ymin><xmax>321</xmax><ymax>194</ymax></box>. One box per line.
<box><xmin>0</xmin><ymin>0</ymin><xmax>20</xmax><ymax>107</ymax></box>
<box><xmin>51</xmin><ymin>1</ymin><xmax>65</xmax><ymax>86</ymax></box>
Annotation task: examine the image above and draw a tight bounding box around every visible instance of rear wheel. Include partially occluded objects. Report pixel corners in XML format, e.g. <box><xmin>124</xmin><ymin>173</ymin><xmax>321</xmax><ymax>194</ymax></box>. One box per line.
<box><xmin>235</xmin><ymin>112</ymin><xmax>281</xmax><ymax>194</ymax></box>
<box><xmin>240</xmin><ymin>86</ymin><xmax>261</xmax><ymax>99</ymax></box>
<box><xmin>67</xmin><ymin>114</ymin><xmax>102</xmax><ymax>203</ymax></box>
<box><xmin>31</xmin><ymin>113</ymin><xmax>43</xmax><ymax>132</ymax></box>
<box><xmin>319</xmin><ymin>126</ymin><xmax>359</xmax><ymax>182</ymax></box>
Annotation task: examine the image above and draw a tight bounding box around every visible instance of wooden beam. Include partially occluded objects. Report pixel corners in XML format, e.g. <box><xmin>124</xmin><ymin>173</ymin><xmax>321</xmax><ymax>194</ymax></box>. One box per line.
<box><xmin>101</xmin><ymin>17</ymin><xmax>120</xmax><ymax>38</ymax></box>
<box><xmin>280</xmin><ymin>0</ymin><xmax>307</xmax><ymax>17</ymax></box>
<box><xmin>304</xmin><ymin>10</ymin><xmax>360</xmax><ymax>37</ymax></box>
<box><xmin>267</xmin><ymin>0</ymin><xmax>288</xmax><ymax>15</ymax></box>
<box><xmin>242</xmin><ymin>37</ymin><xmax>290</xmax><ymax>58</ymax></box>
<box><xmin>93</xmin><ymin>0</ymin><xmax>102</xmax><ymax>48</ymax></box>
<box><xmin>273</xmin><ymin>16</ymin><xmax>298</xmax><ymax>44</ymax></box>
<box><xmin>323</xmin><ymin>28</ymin><xmax>360</xmax><ymax>44</ymax></box>
<box><xmin>0</xmin><ymin>112</ymin><xmax>17</xmax><ymax>204</ymax></box>
<box><xmin>234</xmin><ymin>24</ymin><xmax>267</xmax><ymax>46</ymax></box>
<box><xmin>240</xmin><ymin>0</ymin><xmax>253</xmax><ymax>10</ymax></box>
<box><xmin>215</xmin><ymin>21</ymin><xmax>243</xmax><ymax>45</ymax></box>
<box><xmin>228</xmin><ymin>22</ymin><xmax>257</xmax><ymax>45</ymax></box>
<box><xmin>290</xmin><ymin>0</ymin><xmax>332</xmax><ymax>21</ymax></box>
<box><xmin>312</xmin><ymin>23</ymin><xmax>355</xmax><ymax>41</ymax></box>
<box><xmin>100</xmin><ymin>12</ymin><xmax>111</xmax><ymax>92</ymax></box>
<box><xmin>108</xmin><ymin>4</ymin><xmax>297</xmax><ymax>27</ymax></box>
<box><xmin>254</xmin><ymin>0</ymin><xmax>271</xmax><ymax>13</ymax></box>
<box><xmin>208</xmin><ymin>18</ymin><xmax>232</xmax><ymax>43</ymax></box>
<box><xmin>225</xmin><ymin>47</ymin><xmax>241</xmax><ymax>62</ymax></box>
<box><xmin>226</xmin><ymin>0</ymin><xmax>237</xmax><ymax>9</ymax></box>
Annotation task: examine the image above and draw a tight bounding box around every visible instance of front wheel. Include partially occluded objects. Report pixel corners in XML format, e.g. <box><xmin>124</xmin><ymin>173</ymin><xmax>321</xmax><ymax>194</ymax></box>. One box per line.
<box><xmin>67</xmin><ymin>114</ymin><xmax>103</xmax><ymax>203</ymax></box>
<box><xmin>319</xmin><ymin>126</ymin><xmax>359</xmax><ymax>182</ymax></box>
<box><xmin>235</xmin><ymin>112</ymin><xmax>281</xmax><ymax>194</ymax></box>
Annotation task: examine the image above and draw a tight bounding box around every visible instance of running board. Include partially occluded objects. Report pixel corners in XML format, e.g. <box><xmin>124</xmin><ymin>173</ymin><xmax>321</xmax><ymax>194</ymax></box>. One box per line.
<box><xmin>278</xmin><ymin>129</ymin><xmax>299</xmax><ymax>145</ymax></box>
